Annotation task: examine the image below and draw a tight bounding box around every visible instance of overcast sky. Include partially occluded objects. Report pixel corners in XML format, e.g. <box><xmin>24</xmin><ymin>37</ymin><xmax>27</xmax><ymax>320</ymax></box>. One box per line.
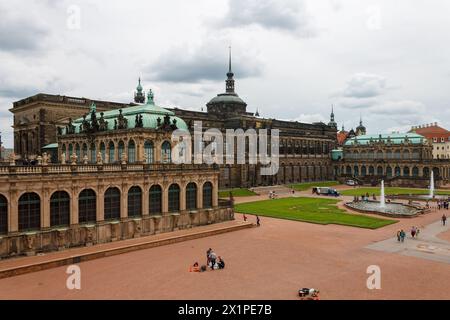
<box><xmin>1</xmin><ymin>0</ymin><xmax>450</xmax><ymax>148</ymax></box>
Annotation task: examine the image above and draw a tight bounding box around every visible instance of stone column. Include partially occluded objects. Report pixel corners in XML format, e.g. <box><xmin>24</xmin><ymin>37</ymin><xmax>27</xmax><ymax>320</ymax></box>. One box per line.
<box><xmin>9</xmin><ymin>191</ymin><xmax>19</xmax><ymax>233</ymax></box>
<box><xmin>97</xmin><ymin>187</ymin><xmax>105</xmax><ymax>222</ymax></box>
<box><xmin>180</xmin><ymin>184</ymin><xmax>186</xmax><ymax>211</ymax></box>
<box><xmin>41</xmin><ymin>189</ymin><xmax>50</xmax><ymax>229</ymax></box>
<box><xmin>212</xmin><ymin>179</ymin><xmax>219</xmax><ymax>207</ymax></box>
<box><xmin>143</xmin><ymin>184</ymin><xmax>149</xmax><ymax>216</ymax></box>
<box><xmin>71</xmin><ymin>190</ymin><xmax>79</xmax><ymax>225</ymax></box>
<box><xmin>197</xmin><ymin>183</ymin><xmax>203</xmax><ymax>209</ymax></box>
<box><xmin>162</xmin><ymin>185</ymin><xmax>169</xmax><ymax>214</ymax></box>
<box><xmin>121</xmin><ymin>186</ymin><xmax>128</xmax><ymax>219</ymax></box>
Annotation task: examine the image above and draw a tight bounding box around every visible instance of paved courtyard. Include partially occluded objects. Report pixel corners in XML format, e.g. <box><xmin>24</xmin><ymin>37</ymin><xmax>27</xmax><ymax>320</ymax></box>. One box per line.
<box><xmin>0</xmin><ymin>194</ymin><xmax>449</xmax><ymax>299</ymax></box>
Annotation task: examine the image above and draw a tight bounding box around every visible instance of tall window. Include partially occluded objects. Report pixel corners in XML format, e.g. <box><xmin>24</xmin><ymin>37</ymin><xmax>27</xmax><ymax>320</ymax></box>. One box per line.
<box><xmin>100</xmin><ymin>142</ymin><xmax>106</xmax><ymax>163</ymax></box>
<box><xmin>75</xmin><ymin>144</ymin><xmax>81</xmax><ymax>163</ymax></box>
<box><xmin>386</xmin><ymin>166</ymin><xmax>393</xmax><ymax>177</ymax></box>
<box><xmin>104</xmin><ymin>187</ymin><xmax>121</xmax><ymax>220</ymax></box>
<box><xmin>128</xmin><ymin>140</ymin><xmax>136</xmax><ymax>163</ymax></box>
<box><xmin>423</xmin><ymin>167</ymin><xmax>430</xmax><ymax>177</ymax></box>
<box><xmin>412</xmin><ymin>167</ymin><xmax>419</xmax><ymax>177</ymax></box>
<box><xmin>18</xmin><ymin>192</ymin><xmax>40</xmax><ymax>231</ymax></box>
<box><xmin>161</xmin><ymin>141</ymin><xmax>171</xmax><ymax>164</ymax></box>
<box><xmin>168</xmin><ymin>184</ymin><xmax>180</xmax><ymax>212</ymax></box>
<box><xmin>369</xmin><ymin>166</ymin><xmax>375</xmax><ymax>175</ymax></box>
<box><xmin>353</xmin><ymin>166</ymin><xmax>359</xmax><ymax>177</ymax></box>
<box><xmin>186</xmin><ymin>183</ymin><xmax>197</xmax><ymax>210</ymax></box>
<box><xmin>118</xmin><ymin>141</ymin><xmax>125</xmax><ymax>161</ymax></box>
<box><xmin>108</xmin><ymin>141</ymin><xmax>115</xmax><ymax>163</ymax></box>
<box><xmin>50</xmin><ymin>191</ymin><xmax>70</xmax><ymax>227</ymax></box>
<box><xmin>68</xmin><ymin>144</ymin><xmax>73</xmax><ymax>158</ymax></box>
<box><xmin>90</xmin><ymin>143</ymin><xmax>96</xmax><ymax>163</ymax></box>
<box><xmin>128</xmin><ymin>186</ymin><xmax>142</xmax><ymax>217</ymax></box>
<box><xmin>377</xmin><ymin>166</ymin><xmax>383</xmax><ymax>176</ymax></box>
<box><xmin>361</xmin><ymin>166</ymin><xmax>367</xmax><ymax>176</ymax></box>
<box><xmin>203</xmin><ymin>182</ymin><xmax>213</xmax><ymax>208</ymax></box>
<box><xmin>149</xmin><ymin>185</ymin><xmax>162</xmax><ymax>215</ymax></box>
<box><xmin>0</xmin><ymin>195</ymin><xmax>7</xmax><ymax>234</ymax></box>
<box><xmin>403</xmin><ymin>167</ymin><xmax>410</xmax><ymax>177</ymax></box>
<box><xmin>395</xmin><ymin>166</ymin><xmax>401</xmax><ymax>176</ymax></box>
<box><xmin>144</xmin><ymin>141</ymin><xmax>154</xmax><ymax>164</ymax></box>
<box><xmin>82</xmin><ymin>143</ymin><xmax>88</xmax><ymax>160</ymax></box>
<box><xmin>79</xmin><ymin>189</ymin><xmax>96</xmax><ymax>224</ymax></box>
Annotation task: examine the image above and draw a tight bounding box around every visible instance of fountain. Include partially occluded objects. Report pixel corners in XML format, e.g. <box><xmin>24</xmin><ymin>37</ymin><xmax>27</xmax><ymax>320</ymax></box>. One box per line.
<box><xmin>429</xmin><ymin>171</ymin><xmax>435</xmax><ymax>199</ymax></box>
<box><xmin>345</xmin><ymin>179</ymin><xmax>423</xmax><ymax>218</ymax></box>
<box><xmin>379</xmin><ymin>180</ymin><xmax>386</xmax><ymax>208</ymax></box>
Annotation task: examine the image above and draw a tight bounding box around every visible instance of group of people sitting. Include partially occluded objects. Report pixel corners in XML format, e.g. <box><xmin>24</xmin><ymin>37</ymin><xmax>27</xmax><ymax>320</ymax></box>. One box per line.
<box><xmin>189</xmin><ymin>248</ymin><xmax>225</xmax><ymax>273</ymax></box>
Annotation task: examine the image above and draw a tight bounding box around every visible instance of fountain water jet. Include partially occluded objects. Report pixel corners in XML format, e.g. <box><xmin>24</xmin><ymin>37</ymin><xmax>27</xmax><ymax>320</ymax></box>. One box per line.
<box><xmin>429</xmin><ymin>171</ymin><xmax>435</xmax><ymax>199</ymax></box>
<box><xmin>380</xmin><ymin>180</ymin><xmax>386</xmax><ymax>208</ymax></box>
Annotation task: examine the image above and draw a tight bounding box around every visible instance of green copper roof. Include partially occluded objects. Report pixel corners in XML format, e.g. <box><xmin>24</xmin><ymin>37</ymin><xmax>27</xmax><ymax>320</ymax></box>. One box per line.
<box><xmin>207</xmin><ymin>93</ymin><xmax>246</xmax><ymax>105</ymax></box>
<box><xmin>344</xmin><ymin>133</ymin><xmax>426</xmax><ymax>146</ymax></box>
<box><xmin>62</xmin><ymin>96</ymin><xmax>187</xmax><ymax>134</ymax></box>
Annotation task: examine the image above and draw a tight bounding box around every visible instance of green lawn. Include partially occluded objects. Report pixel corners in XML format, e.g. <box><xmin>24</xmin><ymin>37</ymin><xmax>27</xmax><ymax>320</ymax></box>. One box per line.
<box><xmin>340</xmin><ymin>187</ymin><xmax>450</xmax><ymax>197</ymax></box>
<box><xmin>219</xmin><ymin>188</ymin><xmax>258</xmax><ymax>198</ymax></box>
<box><xmin>235</xmin><ymin>197</ymin><xmax>396</xmax><ymax>229</ymax></box>
<box><xmin>289</xmin><ymin>181</ymin><xmax>340</xmax><ymax>191</ymax></box>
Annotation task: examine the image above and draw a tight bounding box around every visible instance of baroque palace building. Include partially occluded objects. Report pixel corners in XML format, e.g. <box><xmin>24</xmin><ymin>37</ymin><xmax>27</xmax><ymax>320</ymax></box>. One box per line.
<box><xmin>9</xmin><ymin>55</ymin><xmax>338</xmax><ymax>189</ymax></box>
<box><xmin>0</xmin><ymin>91</ymin><xmax>233</xmax><ymax>259</ymax></box>
<box><xmin>335</xmin><ymin>133</ymin><xmax>450</xmax><ymax>187</ymax></box>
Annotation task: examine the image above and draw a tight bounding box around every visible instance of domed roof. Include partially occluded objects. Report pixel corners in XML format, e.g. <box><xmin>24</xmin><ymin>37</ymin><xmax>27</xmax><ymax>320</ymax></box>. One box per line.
<box><xmin>62</xmin><ymin>95</ymin><xmax>188</xmax><ymax>135</ymax></box>
<box><xmin>207</xmin><ymin>93</ymin><xmax>247</xmax><ymax>106</ymax></box>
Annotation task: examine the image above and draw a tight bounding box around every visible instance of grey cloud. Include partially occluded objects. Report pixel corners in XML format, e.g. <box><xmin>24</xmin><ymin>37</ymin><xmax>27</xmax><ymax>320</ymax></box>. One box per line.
<box><xmin>146</xmin><ymin>44</ymin><xmax>263</xmax><ymax>83</ymax></box>
<box><xmin>216</xmin><ymin>0</ymin><xmax>316</xmax><ymax>37</ymax></box>
<box><xmin>341</xmin><ymin>73</ymin><xmax>386</xmax><ymax>99</ymax></box>
<box><xmin>0</xmin><ymin>3</ymin><xmax>50</xmax><ymax>52</ymax></box>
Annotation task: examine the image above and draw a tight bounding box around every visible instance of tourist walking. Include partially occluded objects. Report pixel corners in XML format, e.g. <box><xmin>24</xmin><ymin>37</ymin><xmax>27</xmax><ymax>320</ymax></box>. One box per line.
<box><xmin>209</xmin><ymin>250</ymin><xmax>217</xmax><ymax>270</ymax></box>
<box><xmin>396</xmin><ymin>230</ymin><xmax>401</xmax><ymax>242</ymax></box>
<box><xmin>243</xmin><ymin>214</ymin><xmax>247</xmax><ymax>222</ymax></box>
<box><xmin>442</xmin><ymin>214</ymin><xmax>447</xmax><ymax>226</ymax></box>
<box><xmin>400</xmin><ymin>229</ymin><xmax>406</xmax><ymax>242</ymax></box>
<box><xmin>206</xmin><ymin>248</ymin><xmax>212</xmax><ymax>265</ymax></box>
<box><xmin>411</xmin><ymin>226</ymin><xmax>417</xmax><ymax>239</ymax></box>
<box><xmin>256</xmin><ymin>215</ymin><xmax>261</xmax><ymax>227</ymax></box>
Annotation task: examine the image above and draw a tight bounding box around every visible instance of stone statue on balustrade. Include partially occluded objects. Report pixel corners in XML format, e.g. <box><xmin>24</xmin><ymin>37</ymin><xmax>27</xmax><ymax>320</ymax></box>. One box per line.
<box><xmin>70</xmin><ymin>153</ymin><xmax>78</xmax><ymax>165</ymax></box>
<box><xmin>97</xmin><ymin>151</ymin><xmax>103</xmax><ymax>165</ymax></box>
<box><xmin>82</xmin><ymin>154</ymin><xmax>89</xmax><ymax>164</ymax></box>
<box><xmin>121</xmin><ymin>152</ymin><xmax>127</xmax><ymax>165</ymax></box>
<box><xmin>61</xmin><ymin>152</ymin><xmax>66</xmax><ymax>165</ymax></box>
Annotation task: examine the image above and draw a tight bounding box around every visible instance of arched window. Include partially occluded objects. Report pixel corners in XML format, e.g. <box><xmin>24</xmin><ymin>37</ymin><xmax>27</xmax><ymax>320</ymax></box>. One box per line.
<box><xmin>423</xmin><ymin>167</ymin><xmax>430</xmax><ymax>177</ymax></box>
<box><xmin>118</xmin><ymin>141</ymin><xmax>125</xmax><ymax>161</ymax></box>
<box><xmin>386</xmin><ymin>166</ymin><xmax>393</xmax><ymax>177</ymax></box>
<box><xmin>346</xmin><ymin>166</ymin><xmax>352</xmax><ymax>175</ymax></box>
<box><xmin>395</xmin><ymin>166</ymin><xmax>401</xmax><ymax>177</ymax></box>
<box><xmin>168</xmin><ymin>184</ymin><xmax>180</xmax><ymax>212</ymax></box>
<box><xmin>0</xmin><ymin>195</ymin><xmax>7</xmax><ymax>234</ymax></box>
<box><xmin>161</xmin><ymin>141</ymin><xmax>171</xmax><ymax>164</ymax></box>
<box><xmin>90</xmin><ymin>143</ymin><xmax>96</xmax><ymax>164</ymax></box>
<box><xmin>403</xmin><ymin>167</ymin><xmax>410</xmax><ymax>176</ymax></box>
<box><xmin>377</xmin><ymin>166</ymin><xmax>383</xmax><ymax>176</ymax></box>
<box><xmin>369</xmin><ymin>166</ymin><xmax>375</xmax><ymax>175</ymax></box>
<box><xmin>144</xmin><ymin>141</ymin><xmax>154</xmax><ymax>164</ymax></box>
<box><xmin>412</xmin><ymin>167</ymin><xmax>419</xmax><ymax>177</ymax></box>
<box><xmin>79</xmin><ymin>189</ymin><xmax>96</xmax><ymax>224</ymax></box>
<box><xmin>203</xmin><ymin>182</ymin><xmax>213</xmax><ymax>208</ymax></box>
<box><xmin>108</xmin><ymin>141</ymin><xmax>115</xmax><ymax>163</ymax></box>
<box><xmin>353</xmin><ymin>166</ymin><xmax>359</xmax><ymax>177</ymax></box>
<box><xmin>361</xmin><ymin>166</ymin><xmax>367</xmax><ymax>176</ymax></box>
<box><xmin>186</xmin><ymin>183</ymin><xmax>197</xmax><ymax>210</ymax></box>
<box><xmin>104</xmin><ymin>187</ymin><xmax>121</xmax><ymax>220</ymax></box>
<box><xmin>149</xmin><ymin>185</ymin><xmax>162</xmax><ymax>215</ymax></box>
<box><xmin>68</xmin><ymin>144</ymin><xmax>73</xmax><ymax>158</ymax></box>
<box><xmin>100</xmin><ymin>142</ymin><xmax>106</xmax><ymax>163</ymax></box>
<box><xmin>18</xmin><ymin>192</ymin><xmax>40</xmax><ymax>231</ymax></box>
<box><xmin>128</xmin><ymin>186</ymin><xmax>142</xmax><ymax>217</ymax></box>
<box><xmin>50</xmin><ymin>191</ymin><xmax>70</xmax><ymax>227</ymax></box>
<box><xmin>75</xmin><ymin>144</ymin><xmax>81</xmax><ymax>162</ymax></box>
<box><xmin>82</xmin><ymin>143</ymin><xmax>88</xmax><ymax>160</ymax></box>
<box><xmin>128</xmin><ymin>140</ymin><xmax>136</xmax><ymax>163</ymax></box>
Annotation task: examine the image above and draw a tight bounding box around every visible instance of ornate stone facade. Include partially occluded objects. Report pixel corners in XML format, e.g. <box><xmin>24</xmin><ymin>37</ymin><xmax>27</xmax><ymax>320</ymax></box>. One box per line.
<box><xmin>0</xmin><ymin>163</ymin><xmax>231</xmax><ymax>259</ymax></box>
<box><xmin>335</xmin><ymin>133</ymin><xmax>450</xmax><ymax>187</ymax></box>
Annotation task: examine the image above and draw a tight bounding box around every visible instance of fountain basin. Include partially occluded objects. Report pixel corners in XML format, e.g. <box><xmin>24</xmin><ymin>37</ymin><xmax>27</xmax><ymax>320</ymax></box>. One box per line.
<box><xmin>387</xmin><ymin>194</ymin><xmax>449</xmax><ymax>202</ymax></box>
<box><xmin>345</xmin><ymin>200</ymin><xmax>424</xmax><ymax>218</ymax></box>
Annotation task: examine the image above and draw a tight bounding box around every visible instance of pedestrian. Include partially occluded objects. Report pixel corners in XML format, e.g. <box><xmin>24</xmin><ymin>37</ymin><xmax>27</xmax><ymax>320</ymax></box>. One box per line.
<box><xmin>256</xmin><ymin>215</ymin><xmax>261</xmax><ymax>227</ymax></box>
<box><xmin>411</xmin><ymin>226</ymin><xmax>416</xmax><ymax>238</ymax></box>
<box><xmin>209</xmin><ymin>250</ymin><xmax>217</xmax><ymax>270</ymax></box>
<box><xmin>416</xmin><ymin>228</ymin><xmax>420</xmax><ymax>238</ymax></box>
<box><xmin>243</xmin><ymin>214</ymin><xmax>247</xmax><ymax>222</ymax></box>
<box><xmin>206</xmin><ymin>248</ymin><xmax>212</xmax><ymax>265</ymax></box>
<box><xmin>442</xmin><ymin>214</ymin><xmax>447</xmax><ymax>226</ymax></box>
<box><xmin>396</xmin><ymin>230</ymin><xmax>401</xmax><ymax>242</ymax></box>
<box><xmin>400</xmin><ymin>229</ymin><xmax>406</xmax><ymax>242</ymax></box>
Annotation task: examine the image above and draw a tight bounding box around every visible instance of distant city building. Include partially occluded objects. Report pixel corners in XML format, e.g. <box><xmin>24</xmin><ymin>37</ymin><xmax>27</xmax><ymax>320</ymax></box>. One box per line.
<box><xmin>410</xmin><ymin>123</ymin><xmax>450</xmax><ymax>159</ymax></box>
<box><xmin>334</xmin><ymin>133</ymin><xmax>449</xmax><ymax>187</ymax></box>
